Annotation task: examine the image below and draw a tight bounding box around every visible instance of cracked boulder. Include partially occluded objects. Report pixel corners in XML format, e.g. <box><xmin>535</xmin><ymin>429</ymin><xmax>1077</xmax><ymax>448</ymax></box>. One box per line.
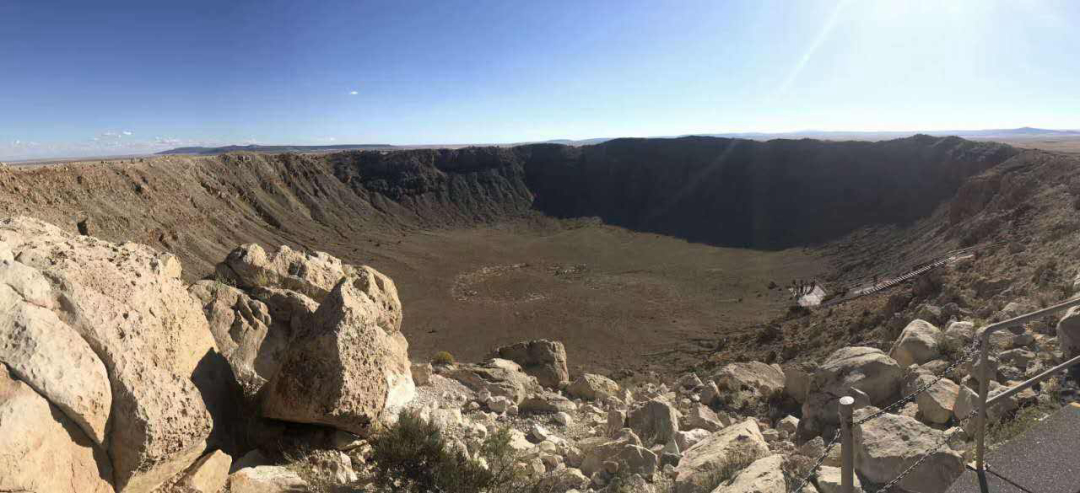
<box><xmin>260</xmin><ymin>271</ymin><xmax>414</xmax><ymax>435</ymax></box>
<box><xmin>0</xmin><ymin>217</ymin><xmax>218</xmax><ymax>493</ymax></box>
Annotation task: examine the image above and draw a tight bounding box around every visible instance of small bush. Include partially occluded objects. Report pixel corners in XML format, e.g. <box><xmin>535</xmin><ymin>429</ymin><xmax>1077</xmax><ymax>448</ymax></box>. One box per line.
<box><xmin>781</xmin><ymin>454</ymin><xmax>817</xmax><ymax>489</ymax></box>
<box><xmin>369</xmin><ymin>411</ymin><xmax>546</xmax><ymax>493</ymax></box>
<box><xmin>714</xmin><ymin>444</ymin><xmax>761</xmax><ymax>484</ymax></box>
<box><xmin>432</xmin><ymin>351</ymin><xmax>455</xmax><ymax>366</ymax></box>
<box><xmin>370</xmin><ymin>411</ymin><xmax>490</xmax><ymax>492</ymax></box>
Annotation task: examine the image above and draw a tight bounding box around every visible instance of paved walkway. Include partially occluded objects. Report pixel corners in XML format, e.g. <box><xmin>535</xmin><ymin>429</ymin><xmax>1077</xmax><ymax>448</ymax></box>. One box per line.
<box><xmin>947</xmin><ymin>403</ymin><xmax>1080</xmax><ymax>493</ymax></box>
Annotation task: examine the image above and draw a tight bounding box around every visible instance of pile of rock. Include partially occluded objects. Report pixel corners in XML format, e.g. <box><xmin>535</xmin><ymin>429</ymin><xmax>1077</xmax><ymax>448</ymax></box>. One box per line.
<box><xmin>2</xmin><ymin>216</ymin><xmax>1071</xmax><ymax>493</ymax></box>
<box><xmin>0</xmin><ymin>217</ymin><xmax>412</xmax><ymax>493</ymax></box>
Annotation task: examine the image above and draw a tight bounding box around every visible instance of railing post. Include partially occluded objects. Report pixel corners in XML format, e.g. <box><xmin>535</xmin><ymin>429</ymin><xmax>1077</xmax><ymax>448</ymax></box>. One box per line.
<box><xmin>974</xmin><ymin>334</ymin><xmax>991</xmax><ymax>471</ymax></box>
<box><xmin>839</xmin><ymin>396</ymin><xmax>855</xmax><ymax>493</ymax></box>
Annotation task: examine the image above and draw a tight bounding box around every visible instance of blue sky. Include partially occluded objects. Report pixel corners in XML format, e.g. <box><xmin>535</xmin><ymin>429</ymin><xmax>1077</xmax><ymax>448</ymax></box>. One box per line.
<box><xmin>2</xmin><ymin>0</ymin><xmax>1078</xmax><ymax>160</ymax></box>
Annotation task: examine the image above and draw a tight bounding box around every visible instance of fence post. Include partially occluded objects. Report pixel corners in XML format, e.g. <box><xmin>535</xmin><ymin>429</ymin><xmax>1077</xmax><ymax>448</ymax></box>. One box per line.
<box><xmin>839</xmin><ymin>396</ymin><xmax>855</xmax><ymax>493</ymax></box>
<box><xmin>974</xmin><ymin>335</ymin><xmax>992</xmax><ymax>471</ymax></box>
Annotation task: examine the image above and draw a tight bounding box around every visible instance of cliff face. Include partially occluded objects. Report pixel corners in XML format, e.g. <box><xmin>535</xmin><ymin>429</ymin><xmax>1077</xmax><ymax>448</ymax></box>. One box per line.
<box><xmin>325</xmin><ymin>135</ymin><xmax>1017</xmax><ymax>248</ymax></box>
<box><xmin>0</xmin><ymin>135</ymin><xmax>1018</xmax><ymax>281</ymax></box>
<box><xmin>521</xmin><ymin>136</ymin><xmax>1017</xmax><ymax>248</ymax></box>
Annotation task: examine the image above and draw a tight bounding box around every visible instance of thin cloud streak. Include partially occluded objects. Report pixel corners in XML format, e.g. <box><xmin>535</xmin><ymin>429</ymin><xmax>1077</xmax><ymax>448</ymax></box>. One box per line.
<box><xmin>777</xmin><ymin>0</ymin><xmax>852</xmax><ymax>96</ymax></box>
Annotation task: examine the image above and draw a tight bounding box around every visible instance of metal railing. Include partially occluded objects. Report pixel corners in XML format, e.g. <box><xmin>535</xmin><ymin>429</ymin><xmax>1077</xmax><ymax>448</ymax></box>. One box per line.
<box><xmin>972</xmin><ymin>296</ymin><xmax>1080</xmax><ymax>471</ymax></box>
<box><xmin>805</xmin><ymin>296</ymin><xmax>1080</xmax><ymax>493</ymax></box>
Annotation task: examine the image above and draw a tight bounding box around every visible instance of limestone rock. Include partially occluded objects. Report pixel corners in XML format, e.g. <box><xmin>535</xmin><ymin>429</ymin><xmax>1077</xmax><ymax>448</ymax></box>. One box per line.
<box><xmin>189</xmin><ymin>281</ymin><xmax>287</xmax><ymax>398</ymax></box>
<box><xmin>783</xmin><ymin>361</ymin><xmax>817</xmax><ymax>404</ymax></box>
<box><xmin>260</xmin><ymin>273</ymin><xmax>414</xmax><ymax>435</ymax></box>
<box><xmin>228</xmin><ymin>465</ymin><xmax>308</xmax><ymax>493</ymax></box>
<box><xmin>580</xmin><ymin>428</ymin><xmax>643</xmax><ymax>477</ymax></box>
<box><xmin>0</xmin><ymin>366</ymin><xmax>114</xmax><ymax>493</ymax></box>
<box><xmin>0</xmin><ymin>267</ymin><xmax>111</xmax><ymax>445</ymax></box>
<box><xmin>854</xmin><ymin>408</ymin><xmax>964</xmax><ymax>493</ymax></box>
<box><xmin>674</xmin><ymin>418</ymin><xmax>769</xmax><ymax>492</ymax></box>
<box><xmin>411</xmin><ymin>362</ymin><xmax>433</xmax><ymax>386</ymax></box>
<box><xmin>892</xmin><ymin>319</ymin><xmax>943</xmax><ymax>367</ymax></box>
<box><xmin>998</xmin><ymin>348</ymin><xmax>1035</xmax><ymax>369</ymax></box>
<box><xmin>915</xmin><ymin>375</ymin><xmax>959</xmax><ymax>425</ymax></box>
<box><xmin>616</xmin><ymin>444</ymin><xmax>658</xmax><ymax>477</ymax></box>
<box><xmin>607</xmin><ymin>409</ymin><xmax>627</xmax><ymax>437</ymax></box>
<box><xmin>801</xmin><ymin>347</ymin><xmax>902</xmax><ymax>439</ymax></box>
<box><xmin>447</xmin><ymin>358</ymin><xmax>538</xmax><ymax>404</ymax></box>
<box><xmin>673</xmin><ymin>429</ymin><xmax>711</xmax><ymax>454</ymax></box>
<box><xmin>520</xmin><ymin>390</ymin><xmax>577</xmax><ymax>414</ymax></box>
<box><xmin>815</xmin><ymin>465</ymin><xmax>862</xmax><ymax>493</ymax></box>
<box><xmin>172</xmin><ymin>450</ymin><xmax>232</xmax><ymax>493</ymax></box>
<box><xmin>220</xmin><ymin>244</ymin><xmax>351</xmax><ymax>302</ymax></box>
<box><xmin>715</xmin><ymin>361</ymin><xmax>785</xmax><ymax>399</ymax></box>
<box><xmin>628</xmin><ymin>399</ymin><xmax>679</xmax><ymax>446</ymax></box>
<box><xmin>249</xmin><ymin>286</ymin><xmax>319</xmax><ymax>334</ymax></box>
<box><xmin>815</xmin><ymin>347</ymin><xmax>903</xmax><ymax>404</ymax></box>
<box><xmin>0</xmin><ymin>217</ymin><xmax>217</xmax><ymax>493</ymax></box>
<box><xmin>1056</xmin><ymin>306</ymin><xmax>1080</xmax><ymax>359</ymax></box>
<box><xmin>684</xmin><ymin>403</ymin><xmax>725</xmax><ymax>432</ymax></box>
<box><xmin>700</xmin><ymin>381</ymin><xmax>721</xmax><ymax>406</ymax></box>
<box><xmin>722</xmin><ymin>454</ymin><xmax>787</xmax><ymax>493</ymax></box>
<box><xmin>943</xmin><ymin>321</ymin><xmax>976</xmax><ymax>348</ymax></box>
<box><xmin>777</xmin><ymin>415</ymin><xmax>799</xmax><ymax>435</ymax></box>
<box><xmin>491</xmin><ymin>339</ymin><xmax>569</xmax><ymax>388</ymax></box>
<box><xmin>567</xmin><ymin>373</ymin><xmax>621</xmax><ymax>401</ymax></box>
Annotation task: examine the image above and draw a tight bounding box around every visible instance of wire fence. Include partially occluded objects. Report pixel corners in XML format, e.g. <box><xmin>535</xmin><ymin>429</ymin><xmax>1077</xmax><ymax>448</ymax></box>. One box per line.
<box><xmin>787</xmin><ymin>314</ymin><xmax>1071</xmax><ymax>493</ymax></box>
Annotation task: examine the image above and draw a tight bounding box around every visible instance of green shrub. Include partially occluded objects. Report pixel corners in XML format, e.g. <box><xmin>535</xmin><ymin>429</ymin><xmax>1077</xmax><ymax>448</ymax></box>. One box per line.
<box><xmin>369</xmin><ymin>411</ymin><xmax>547</xmax><ymax>493</ymax></box>
<box><xmin>370</xmin><ymin>410</ymin><xmax>489</xmax><ymax>492</ymax></box>
<box><xmin>432</xmin><ymin>351</ymin><xmax>455</xmax><ymax>366</ymax></box>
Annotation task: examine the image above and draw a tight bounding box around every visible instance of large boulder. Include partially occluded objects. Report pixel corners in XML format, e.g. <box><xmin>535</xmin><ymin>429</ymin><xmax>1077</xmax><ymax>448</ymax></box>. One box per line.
<box><xmin>170</xmin><ymin>449</ymin><xmax>233</xmax><ymax>493</ymax></box>
<box><xmin>249</xmin><ymin>286</ymin><xmax>319</xmax><ymax>333</ymax></box>
<box><xmin>228</xmin><ymin>465</ymin><xmax>308</xmax><ymax>493</ymax></box>
<box><xmin>683</xmin><ymin>403</ymin><xmax>725</xmax><ymax>432</ymax></box>
<box><xmin>0</xmin><ymin>366</ymin><xmax>114</xmax><ymax>493</ymax></box>
<box><xmin>567</xmin><ymin>373</ymin><xmax>621</xmax><ymax>401</ymax></box>
<box><xmin>814</xmin><ymin>347</ymin><xmax>903</xmax><ymax>404</ymax></box>
<box><xmin>854</xmin><ymin>408</ymin><xmax>964</xmax><ymax>493</ymax></box>
<box><xmin>0</xmin><ymin>217</ymin><xmax>218</xmax><ymax>493</ymax></box>
<box><xmin>714</xmin><ymin>361</ymin><xmax>785</xmax><ymax>399</ymax></box>
<box><xmin>260</xmin><ymin>272</ymin><xmax>414</xmax><ymax>435</ymax></box>
<box><xmin>0</xmin><ymin>261</ymin><xmax>111</xmax><ymax>445</ymax></box>
<box><xmin>953</xmin><ymin>379</ymin><xmax>1018</xmax><ymax>433</ymax></box>
<box><xmin>628</xmin><ymin>399</ymin><xmax>679</xmax><ymax>446</ymax></box>
<box><xmin>1056</xmin><ymin>306</ymin><xmax>1080</xmax><ymax>359</ymax></box>
<box><xmin>520</xmin><ymin>390</ymin><xmax>577</xmax><ymax>414</ymax></box>
<box><xmin>674</xmin><ymin>418</ymin><xmax>769</xmax><ymax>493</ymax></box>
<box><xmin>189</xmin><ymin>282</ymin><xmax>287</xmax><ymax>398</ymax></box>
<box><xmin>915</xmin><ymin>375</ymin><xmax>959</xmax><ymax>425</ymax></box>
<box><xmin>491</xmin><ymin>339</ymin><xmax>569</xmax><ymax>388</ymax></box>
<box><xmin>579</xmin><ymin>428</ymin><xmax>643</xmax><ymax>477</ymax></box>
<box><xmin>616</xmin><ymin>444</ymin><xmax>659</xmax><ymax>477</ymax></box>
<box><xmin>815</xmin><ymin>465</ymin><xmax>862</xmax><ymax>493</ymax></box>
<box><xmin>800</xmin><ymin>347</ymin><xmax>902</xmax><ymax>439</ymax></box>
<box><xmin>722</xmin><ymin>454</ymin><xmax>788</xmax><ymax>493</ymax></box>
<box><xmin>447</xmin><ymin>358</ymin><xmax>539</xmax><ymax>404</ymax></box>
<box><xmin>783</xmin><ymin>361</ymin><xmax>817</xmax><ymax>404</ymax></box>
<box><xmin>218</xmin><ymin>244</ymin><xmax>403</xmax><ymax>331</ymax></box>
<box><xmin>892</xmin><ymin>319</ymin><xmax>943</xmax><ymax>367</ymax></box>
<box><xmin>943</xmin><ymin>321</ymin><xmax>976</xmax><ymax>349</ymax></box>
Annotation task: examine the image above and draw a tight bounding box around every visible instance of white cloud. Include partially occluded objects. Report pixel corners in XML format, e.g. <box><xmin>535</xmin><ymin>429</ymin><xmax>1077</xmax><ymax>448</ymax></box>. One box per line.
<box><xmin>349</xmin><ymin>90</ymin><xmax>358</xmax><ymax>95</ymax></box>
<box><xmin>123</xmin><ymin>131</ymin><xmax>132</xmax><ymax>136</ymax></box>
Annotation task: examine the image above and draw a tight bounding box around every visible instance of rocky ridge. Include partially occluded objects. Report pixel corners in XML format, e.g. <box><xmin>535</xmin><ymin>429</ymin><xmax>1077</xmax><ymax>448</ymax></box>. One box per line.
<box><xmin>2</xmin><ymin>216</ymin><xmax>1077</xmax><ymax>493</ymax></box>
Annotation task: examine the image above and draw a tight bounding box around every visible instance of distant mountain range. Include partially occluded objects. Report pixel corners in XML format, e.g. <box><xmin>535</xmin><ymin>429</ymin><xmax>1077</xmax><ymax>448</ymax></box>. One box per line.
<box><xmin>157</xmin><ymin>128</ymin><xmax>1080</xmax><ymax>155</ymax></box>
<box><xmin>534</xmin><ymin>127</ymin><xmax>1080</xmax><ymax>146</ymax></box>
<box><xmin>157</xmin><ymin>144</ymin><xmax>395</xmax><ymax>155</ymax></box>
